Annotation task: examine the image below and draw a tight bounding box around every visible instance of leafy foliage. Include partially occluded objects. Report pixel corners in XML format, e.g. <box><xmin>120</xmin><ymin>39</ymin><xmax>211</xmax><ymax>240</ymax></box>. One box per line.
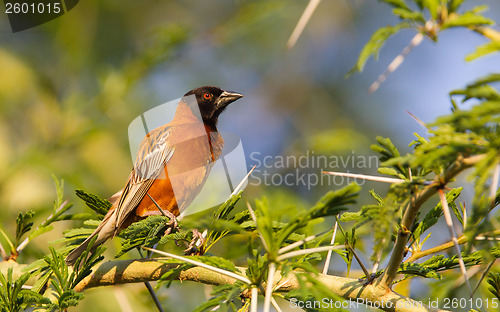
<box><xmin>347</xmin><ymin>22</ymin><xmax>411</xmax><ymax>76</ymax></box>
<box><xmin>15</xmin><ymin>211</ymin><xmax>34</xmax><ymax>244</ymax></box>
<box><xmin>275</xmin><ymin>183</ymin><xmax>360</xmax><ymax>251</ymax></box>
<box><xmin>420</xmin><ymin>248</ymin><xmax>500</xmax><ymax>272</ymax></box>
<box><xmin>487</xmin><ymin>272</ymin><xmax>500</xmax><ymax>300</ymax></box>
<box><xmin>350</xmin><ymin>0</ymin><xmax>500</xmax><ymax>75</ymax></box>
<box><xmin>0</xmin><ymin>176</ymin><xmax>84</xmax><ymax>260</ymax></box>
<box><xmin>412</xmin><ymin>187</ymin><xmax>463</xmax><ymax>241</ymax></box>
<box><xmin>42</xmin><ymin>245</ymin><xmax>104</xmax><ymax>310</ymax></box>
<box><xmin>203</xmin><ymin>191</ymin><xmax>246</xmax><ymax>252</ymax></box>
<box><xmin>192</xmin><ymin>283</ymin><xmax>247</xmax><ymax>312</ymax></box>
<box><xmin>75</xmin><ymin>189</ymin><xmax>112</xmax><ymax>218</ymax></box>
<box><xmin>0</xmin><ymin>268</ymin><xmax>49</xmax><ymax>312</ymax></box>
<box><xmin>2</xmin><ymin>1</ymin><xmax>500</xmax><ymax>311</ymax></box>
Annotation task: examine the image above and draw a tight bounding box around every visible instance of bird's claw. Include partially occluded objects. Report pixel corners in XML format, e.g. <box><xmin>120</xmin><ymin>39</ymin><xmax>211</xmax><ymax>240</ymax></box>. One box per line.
<box><xmin>183</xmin><ymin>229</ymin><xmax>207</xmax><ymax>255</ymax></box>
<box><xmin>163</xmin><ymin>210</ymin><xmax>178</xmax><ymax>235</ymax></box>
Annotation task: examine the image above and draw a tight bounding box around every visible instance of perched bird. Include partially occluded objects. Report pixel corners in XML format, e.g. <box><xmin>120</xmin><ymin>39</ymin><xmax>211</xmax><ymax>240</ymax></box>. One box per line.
<box><xmin>65</xmin><ymin>86</ymin><xmax>243</xmax><ymax>266</ymax></box>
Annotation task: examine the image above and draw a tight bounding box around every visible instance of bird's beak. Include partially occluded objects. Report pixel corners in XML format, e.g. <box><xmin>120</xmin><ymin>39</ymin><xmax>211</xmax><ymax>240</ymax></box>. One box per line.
<box><xmin>217</xmin><ymin>90</ymin><xmax>244</xmax><ymax>108</ymax></box>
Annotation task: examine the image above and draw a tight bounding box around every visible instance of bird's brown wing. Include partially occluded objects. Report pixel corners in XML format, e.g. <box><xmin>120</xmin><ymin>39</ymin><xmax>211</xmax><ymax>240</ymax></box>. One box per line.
<box><xmin>114</xmin><ymin>126</ymin><xmax>175</xmax><ymax>232</ymax></box>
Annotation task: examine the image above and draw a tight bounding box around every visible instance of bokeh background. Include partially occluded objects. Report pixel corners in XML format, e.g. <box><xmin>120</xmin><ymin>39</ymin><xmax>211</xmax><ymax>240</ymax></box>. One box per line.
<box><xmin>1</xmin><ymin>0</ymin><xmax>500</xmax><ymax>311</ymax></box>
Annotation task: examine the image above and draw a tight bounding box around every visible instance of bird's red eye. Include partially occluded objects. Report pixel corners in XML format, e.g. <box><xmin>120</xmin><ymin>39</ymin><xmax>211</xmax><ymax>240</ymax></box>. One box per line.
<box><xmin>203</xmin><ymin>93</ymin><xmax>213</xmax><ymax>100</ymax></box>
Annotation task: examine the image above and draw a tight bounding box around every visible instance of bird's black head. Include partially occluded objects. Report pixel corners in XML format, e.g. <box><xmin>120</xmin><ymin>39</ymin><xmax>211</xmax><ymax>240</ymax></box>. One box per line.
<box><xmin>183</xmin><ymin>86</ymin><xmax>243</xmax><ymax>130</ymax></box>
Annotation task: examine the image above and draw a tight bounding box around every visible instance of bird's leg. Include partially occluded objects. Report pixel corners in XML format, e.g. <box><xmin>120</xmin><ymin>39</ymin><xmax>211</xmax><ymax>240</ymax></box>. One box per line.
<box><xmin>183</xmin><ymin>229</ymin><xmax>207</xmax><ymax>255</ymax></box>
<box><xmin>146</xmin><ymin>193</ymin><xmax>178</xmax><ymax>235</ymax></box>
<box><xmin>162</xmin><ymin>209</ymin><xmax>178</xmax><ymax>235</ymax></box>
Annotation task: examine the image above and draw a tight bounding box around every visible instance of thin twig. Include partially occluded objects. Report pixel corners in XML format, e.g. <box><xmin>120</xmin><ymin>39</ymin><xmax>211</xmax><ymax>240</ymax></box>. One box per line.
<box><xmin>147</xmin><ymin>193</ymin><xmax>168</xmax><ymax>217</ymax></box>
<box><xmin>137</xmin><ymin>248</ymin><xmax>165</xmax><ymax>312</ymax></box>
<box><xmin>472</xmin><ymin>260</ymin><xmax>496</xmax><ymax>297</ymax></box>
<box><xmin>273</xmin><ymin>276</ymin><xmax>294</xmax><ymax>292</ymax></box>
<box><xmin>475</xmin><ymin>236</ymin><xmax>500</xmax><ymax>241</ymax></box>
<box><xmin>335</xmin><ymin>216</ymin><xmax>372</xmax><ymax>279</ymax></box>
<box><xmin>378</xmin><ymin>154</ymin><xmax>485</xmax><ymax>288</ymax></box>
<box><xmin>490</xmin><ymin>164</ymin><xmax>499</xmax><ymax>203</ymax></box>
<box><xmin>462</xmin><ymin>203</ymin><xmax>467</xmax><ymax>230</ymax></box>
<box><xmin>372</xmin><ymin>238</ymin><xmax>386</xmax><ymax>274</ymax></box>
<box><xmin>368</xmin><ymin>31</ymin><xmax>424</xmax><ymax>93</ymax></box>
<box><xmin>250</xmin><ymin>287</ymin><xmax>258</xmax><ymax>312</ymax></box>
<box><xmin>406</xmin><ymin>111</ymin><xmax>431</xmax><ymax>130</ymax></box>
<box><xmin>271</xmin><ymin>297</ymin><xmax>283</xmax><ymax>312</ymax></box>
<box><xmin>0</xmin><ymin>240</ymin><xmax>7</xmax><ymax>260</ymax></box>
<box><xmin>406</xmin><ymin>229</ymin><xmax>500</xmax><ymax>262</ymax></box>
<box><xmin>142</xmin><ymin>247</ymin><xmax>251</xmax><ymax>284</ymax></box>
<box><xmin>471</xmin><ymin>25</ymin><xmax>500</xmax><ymax>41</ymax></box>
<box><xmin>0</xmin><ymin>227</ymin><xmax>14</xmax><ymax>257</ymax></box>
<box><xmin>322</xmin><ymin>217</ymin><xmax>339</xmax><ymax>274</ymax></box>
<box><xmin>452</xmin><ymin>265</ymin><xmax>482</xmax><ymax>293</ymax></box>
<box><xmin>229</xmin><ymin>165</ymin><xmax>256</xmax><ymax>198</ymax></box>
<box><xmin>438</xmin><ymin>189</ymin><xmax>472</xmax><ymax>297</ymax></box>
<box><xmin>323</xmin><ymin>171</ymin><xmax>405</xmax><ymax>184</ymax></box>
<box><xmin>276</xmin><ymin>245</ymin><xmax>345</xmax><ymax>262</ymax></box>
<box><xmin>349</xmin><ymin>245</ymin><xmax>372</xmax><ymax>279</ymax></box>
<box><xmin>246</xmin><ymin>201</ymin><xmax>270</xmax><ymax>253</ymax></box>
<box><xmin>278</xmin><ymin>230</ymin><xmax>329</xmax><ymax>255</ymax></box>
<box><xmin>143</xmin><ymin>282</ymin><xmax>164</xmax><ymax>312</ymax></box>
<box><xmin>263</xmin><ymin>262</ymin><xmax>276</xmax><ymax>312</ymax></box>
<box><xmin>286</xmin><ymin>0</ymin><xmax>321</xmax><ymax>49</ymax></box>
<box><xmin>17</xmin><ymin>200</ymin><xmax>69</xmax><ymax>254</ymax></box>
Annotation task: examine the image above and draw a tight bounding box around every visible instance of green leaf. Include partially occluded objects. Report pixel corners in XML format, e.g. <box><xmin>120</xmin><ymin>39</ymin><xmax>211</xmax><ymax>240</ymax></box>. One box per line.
<box><xmin>382</xmin><ymin>0</ymin><xmax>410</xmax><ymax>10</ymax></box>
<box><xmin>116</xmin><ymin>215</ymin><xmax>171</xmax><ymax>258</ymax></box>
<box><xmin>347</xmin><ymin>22</ymin><xmax>410</xmax><ymax>75</ymax></box>
<box><xmin>373</xmin><ymin>136</ymin><xmax>401</xmax><ymax>160</ymax></box>
<box><xmin>15</xmin><ymin>210</ymin><xmax>35</xmax><ymax>244</ymax></box>
<box><xmin>276</xmin><ymin>184</ymin><xmax>360</xmax><ymax>254</ymax></box>
<box><xmin>52</xmin><ymin>174</ymin><xmax>65</xmax><ymax>208</ymax></box>
<box><xmin>413</xmin><ymin>188</ymin><xmax>463</xmax><ymax>240</ymax></box>
<box><xmin>465</xmin><ymin>41</ymin><xmax>500</xmax><ymax>61</ymax></box>
<box><xmin>466</xmin><ymin>73</ymin><xmax>500</xmax><ymax>86</ymax></box>
<box><xmin>378</xmin><ymin>167</ymin><xmax>400</xmax><ymax>177</ymax></box>
<box><xmin>442</xmin><ymin>12</ymin><xmax>493</xmax><ymax>29</ymax></box>
<box><xmin>420</xmin><ymin>0</ymin><xmax>441</xmax><ymax>19</ymax></box>
<box><xmin>372</xmin><ymin>136</ymin><xmax>411</xmax><ymax>177</ymax></box>
<box><xmin>448</xmin><ymin>0</ymin><xmax>466</xmax><ymax>13</ymax></box>
<box><xmin>75</xmin><ymin>189</ymin><xmax>112</xmax><ymax>217</ymax></box>
<box><xmin>0</xmin><ymin>268</ymin><xmax>49</xmax><ymax>311</ymax></box>
<box><xmin>308</xmin><ymin>183</ymin><xmax>360</xmax><ymax>220</ymax></box>
<box><xmin>487</xmin><ymin>272</ymin><xmax>500</xmax><ymax>300</ymax></box>
<box><xmin>420</xmin><ymin>247</ymin><xmax>500</xmax><ymax>272</ymax></box>
<box><xmin>57</xmin><ymin>290</ymin><xmax>84</xmax><ymax>309</ymax></box>
<box><xmin>451</xmin><ymin>84</ymin><xmax>500</xmax><ymax>102</ymax></box>
<box><xmin>41</xmin><ymin>245</ymin><xmax>102</xmax><ymax>310</ymax></box>
<box><xmin>392</xmin><ymin>8</ymin><xmax>426</xmax><ymax>23</ymax></box>
<box><xmin>212</xmin><ymin>191</ymin><xmax>242</xmax><ymax>221</ymax></box>
<box><xmin>398</xmin><ymin>261</ymin><xmax>442</xmax><ymax>279</ymax></box>
<box><xmin>340</xmin><ymin>190</ymin><xmax>383</xmax><ymax>228</ymax></box>
<box><xmin>191</xmin><ymin>283</ymin><xmax>245</xmax><ymax>312</ymax></box>
<box><xmin>27</xmin><ymin>225</ymin><xmax>53</xmax><ymax>242</ymax></box>
<box><xmin>203</xmin><ymin>191</ymin><xmax>243</xmax><ymax>251</ymax></box>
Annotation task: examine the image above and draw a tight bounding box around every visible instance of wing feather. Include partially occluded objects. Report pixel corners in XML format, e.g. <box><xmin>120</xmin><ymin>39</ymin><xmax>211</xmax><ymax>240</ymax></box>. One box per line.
<box><xmin>114</xmin><ymin>127</ymin><xmax>175</xmax><ymax>230</ymax></box>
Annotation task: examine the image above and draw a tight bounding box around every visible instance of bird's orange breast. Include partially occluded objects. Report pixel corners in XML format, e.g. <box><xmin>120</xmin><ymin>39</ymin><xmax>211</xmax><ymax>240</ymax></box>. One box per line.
<box><xmin>134</xmin><ymin>125</ymin><xmax>223</xmax><ymax>218</ymax></box>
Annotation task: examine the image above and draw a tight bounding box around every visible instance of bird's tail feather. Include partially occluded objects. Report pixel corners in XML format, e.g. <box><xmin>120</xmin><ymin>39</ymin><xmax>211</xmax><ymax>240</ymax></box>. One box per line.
<box><xmin>65</xmin><ymin>210</ymin><xmax>117</xmax><ymax>266</ymax></box>
<box><xmin>65</xmin><ymin>234</ymin><xmax>98</xmax><ymax>266</ymax></box>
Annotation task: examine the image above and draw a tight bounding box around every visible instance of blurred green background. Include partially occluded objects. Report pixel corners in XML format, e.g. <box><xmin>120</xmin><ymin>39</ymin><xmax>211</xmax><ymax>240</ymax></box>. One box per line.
<box><xmin>1</xmin><ymin>0</ymin><xmax>500</xmax><ymax>311</ymax></box>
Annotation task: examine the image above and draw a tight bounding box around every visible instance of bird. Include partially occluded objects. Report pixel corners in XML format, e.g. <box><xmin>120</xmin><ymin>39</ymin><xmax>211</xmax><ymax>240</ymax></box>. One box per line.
<box><xmin>65</xmin><ymin>86</ymin><xmax>243</xmax><ymax>266</ymax></box>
